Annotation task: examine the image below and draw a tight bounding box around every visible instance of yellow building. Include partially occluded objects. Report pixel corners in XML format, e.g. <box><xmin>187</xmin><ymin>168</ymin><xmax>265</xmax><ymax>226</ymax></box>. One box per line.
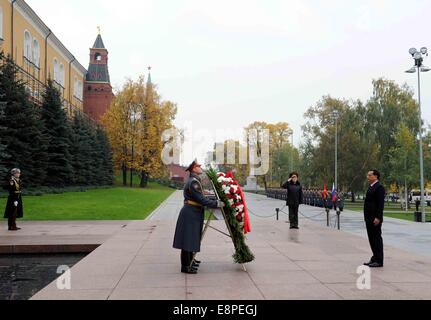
<box><xmin>0</xmin><ymin>0</ymin><xmax>86</xmax><ymax>113</ymax></box>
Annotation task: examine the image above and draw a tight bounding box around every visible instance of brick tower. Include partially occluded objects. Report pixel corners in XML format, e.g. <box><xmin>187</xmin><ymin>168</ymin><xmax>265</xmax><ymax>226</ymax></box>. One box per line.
<box><xmin>83</xmin><ymin>31</ymin><xmax>114</xmax><ymax>122</ymax></box>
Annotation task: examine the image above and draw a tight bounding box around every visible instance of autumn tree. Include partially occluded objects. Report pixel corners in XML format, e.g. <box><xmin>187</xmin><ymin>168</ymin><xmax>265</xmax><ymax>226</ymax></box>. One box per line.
<box><xmin>301</xmin><ymin>96</ymin><xmax>378</xmax><ymax>200</ymax></box>
<box><xmin>214</xmin><ymin>139</ymin><xmax>250</xmax><ymax>186</ymax></box>
<box><xmin>102</xmin><ymin>76</ymin><xmax>178</xmax><ymax>188</ymax></box>
<box><xmin>364</xmin><ymin>78</ymin><xmax>419</xmax><ymax>182</ymax></box>
<box><xmin>387</xmin><ymin>124</ymin><xmax>418</xmax><ymax>209</ymax></box>
<box><xmin>213</xmin><ymin>122</ymin><xmax>297</xmax><ymax>189</ymax></box>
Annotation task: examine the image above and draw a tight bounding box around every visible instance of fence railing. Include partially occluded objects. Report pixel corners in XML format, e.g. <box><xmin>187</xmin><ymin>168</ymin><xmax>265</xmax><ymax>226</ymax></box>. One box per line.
<box><xmin>0</xmin><ymin>54</ymin><xmax>97</xmax><ymax>127</ymax></box>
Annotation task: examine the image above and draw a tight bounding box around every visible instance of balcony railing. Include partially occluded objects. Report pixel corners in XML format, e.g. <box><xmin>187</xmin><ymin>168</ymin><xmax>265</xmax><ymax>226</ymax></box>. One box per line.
<box><xmin>0</xmin><ymin>54</ymin><xmax>97</xmax><ymax>127</ymax></box>
<box><xmin>52</xmin><ymin>79</ymin><xmax>66</xmax><ymax>99</ymax></box>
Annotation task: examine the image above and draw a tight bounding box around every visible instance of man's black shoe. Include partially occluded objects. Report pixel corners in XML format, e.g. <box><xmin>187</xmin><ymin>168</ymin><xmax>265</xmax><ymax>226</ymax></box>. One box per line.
<box><xmin>192</xmin><ymin>262</ymin><xmax>200</xmax><ymax>268</ymax></box>
<box><xmin>368</xmin><ymin>262</ymin><xmax>383</xmax><ymax>268</ymax></box>
<box><xmin>364</xmin><ymin>260</ymin><xmax>373</xmax><ymax>266</ymax></box>
<box><xmin>181</xmin><ymin>267</ymin><xmax>198</xmax><ymax>274</ymax></box>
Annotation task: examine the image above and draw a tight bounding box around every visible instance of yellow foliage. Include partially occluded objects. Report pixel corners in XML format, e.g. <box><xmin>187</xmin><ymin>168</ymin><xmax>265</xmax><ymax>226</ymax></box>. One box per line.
<box><xmin>101</xmin><ymin>76</ymin><xmax>178</xmax><ymax>180</ymax></box>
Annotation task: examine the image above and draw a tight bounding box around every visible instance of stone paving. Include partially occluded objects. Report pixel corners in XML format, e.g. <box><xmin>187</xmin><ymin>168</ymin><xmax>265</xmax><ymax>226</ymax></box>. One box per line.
<box><xmin>246</xmin><ymin>193</ymin><xmax>431</xmax><ymax>257</ymax></box>
<box><xmin>30</xmin><ymin>191</ymin><xmax>431</xmax><ymax>300</ymax></box>
<box><xmin>0</xmin><ymin>221</ymin><xmax>129</xmax><ymax>253</ymax></box>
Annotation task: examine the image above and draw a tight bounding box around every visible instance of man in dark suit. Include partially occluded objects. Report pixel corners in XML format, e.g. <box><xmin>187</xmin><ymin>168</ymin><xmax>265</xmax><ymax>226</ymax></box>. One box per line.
<box><xmin>282</xmin><ymin>172</ymin><xmax>303</xmax><ymax>229</ymax></box>
<box><xmin>363</xmin><ymin>170</ymin><xmax>385</xmax><ymax>268</ymax></box>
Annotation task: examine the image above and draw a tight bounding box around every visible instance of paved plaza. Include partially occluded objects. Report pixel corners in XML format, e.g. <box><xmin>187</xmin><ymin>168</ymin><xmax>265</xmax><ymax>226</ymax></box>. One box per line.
<box><xmin>27</xmin><ymin>191</ymin><xmax>431</xmax><ymax>300</ymax></box>
<box><xmin>0</xmin><ymin>221</ymin><xmax>129</xmax><ymax>254</ymax></box>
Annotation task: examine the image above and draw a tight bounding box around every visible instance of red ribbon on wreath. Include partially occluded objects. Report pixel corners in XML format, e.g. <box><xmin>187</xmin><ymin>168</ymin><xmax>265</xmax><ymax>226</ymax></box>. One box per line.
<box><xmin>226</xmin><ymin>172</ymin><xmax>251</xmax><ymax>234</ymax></box>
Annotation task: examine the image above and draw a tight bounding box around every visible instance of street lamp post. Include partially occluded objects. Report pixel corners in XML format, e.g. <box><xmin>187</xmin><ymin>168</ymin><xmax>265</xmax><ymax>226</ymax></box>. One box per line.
<box><xmin>289</xmin><ymin>129</ymin><xmax>294</xmax><ymax>173</ymax></box>
<box><xmin>331</xmin><ymin>111</ymin><xmax>340</xmax><ymax>194</ymax></box>
<box><xmin>406</xmin><ymin>47</ymin><xmax>431</xmax><ymax>223</ymax></box>
<box><xmin>130</xmin><ymin>108</ymin><xmax>142</xmax><ymax>188</ymax></box>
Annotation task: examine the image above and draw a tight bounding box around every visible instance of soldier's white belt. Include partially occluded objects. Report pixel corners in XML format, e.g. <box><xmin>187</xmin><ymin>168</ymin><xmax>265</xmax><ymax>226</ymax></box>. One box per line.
<box><xmin>184</xmin><ymin>200</ymin><xmax>203</xmax><ymax>207</ymax></box>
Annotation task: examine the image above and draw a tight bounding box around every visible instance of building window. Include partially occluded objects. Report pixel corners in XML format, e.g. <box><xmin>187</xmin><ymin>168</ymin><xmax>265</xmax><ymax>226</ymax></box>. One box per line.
<box><xmin>53</xmin><ymin>60</ymin><xmax>65</xmax><ymax>87</ymax></box>
<box><xmin>59</xmin><ymin>63</ymin><xmax>65</xmax><ymax>86</ymax></box>
<box><xmin>24</xmin><ymin>31</ymin><xmax>32</xmax><ymax>61</ymax></box>
<box><xmin>53</xmin><ymin>59</ymin><xmax>59</xmax><ymax>82</ymax></box>
<box><xmin>95</xmin><ymin>52</ymin><xmax>101</xmax><ymax>61</ymax></box>
<box><xmin>74</xmin><ymin>77</ymin><xmax>83</xmax><ymax>100</ymax></box>
<box><xmin>32</xmin><ymin>39</ymin><xmax>40</xmax><ymax>67</ymax></box>
<box><xmin>0</xmin><ymin>4</ymin><xmax>3</xmax><ymax>41</ymax></box>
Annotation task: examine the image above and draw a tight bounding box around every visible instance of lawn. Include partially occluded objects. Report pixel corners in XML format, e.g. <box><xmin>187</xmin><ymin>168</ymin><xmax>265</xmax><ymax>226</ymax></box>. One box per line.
<box><xmin>0</xmin><ymin>182</ymin><xmax>175</xmax><ymax>221</ymax></box>
<box><xmin>344</xmin><ymin>200</ymin><xmax>431</xmax><ymax>222</ymax></box>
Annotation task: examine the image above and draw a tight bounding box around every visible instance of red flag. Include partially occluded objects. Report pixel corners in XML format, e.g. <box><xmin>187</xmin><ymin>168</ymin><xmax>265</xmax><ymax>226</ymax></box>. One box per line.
<box><xmin>323</xmin><ymin>179</ymin><xmax>328</xmax><ymax>199</ymax></box>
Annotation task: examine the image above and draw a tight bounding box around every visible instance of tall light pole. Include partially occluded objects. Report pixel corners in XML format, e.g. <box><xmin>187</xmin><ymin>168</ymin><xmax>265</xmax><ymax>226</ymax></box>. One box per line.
<box><xmin>129</xmin><ymin>108</ymin><xmax>141</xmax><ymax>188</ymax></box>
<box><xmin>406</xmin><ymin>47</ymin><xmax>431</xmax><ymax>223</ymax></box>
<box><xmin>331</xmin><ymin>110</ymin><xmax>340</xmax><ymax>194</ymax></box>
<box><xmin>289</xmin><ymin>129</ymin><xmax>294</xmax><ymax>173</ymax></box>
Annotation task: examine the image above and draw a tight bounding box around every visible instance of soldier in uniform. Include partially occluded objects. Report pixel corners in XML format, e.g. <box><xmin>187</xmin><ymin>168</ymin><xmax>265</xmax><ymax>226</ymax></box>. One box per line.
<box><xmin>282</xmin><ymin>172</ymin><xmax>304</xmax><ymax>229</ymax></box>
<box><xmin>173</xmin><ymin>160</ymin><xmax>225</xmax><ymax>274</ymax></box>
<box><xmin>3</xmin><ymin>168</ymin><xmax>23</xmax><ymax>231</ymax></box>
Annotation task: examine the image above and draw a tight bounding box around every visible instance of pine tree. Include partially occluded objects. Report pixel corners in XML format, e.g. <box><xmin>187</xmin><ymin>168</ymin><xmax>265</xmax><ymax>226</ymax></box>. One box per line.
<box><xmin>40</xmin><ymin>79</ymin><xmax>74</xmax><ymax>187</ymax></box>
<box><xmin>0</xmin><ymin>97</ymin><xmax>10</xmax><ymax>180</ymax></box>
<box><xmin>0</xmin><ymin>54</ymin><xmax>10</xmax><ymax>180</ymax></box>
<box><xmin>91</xmin><ymin>126</ymin><xmax>104</xmax><ymax>185</ymax></box>
<box><xmin>70</xmin><ymin>112</ymin><xmax>93</xmax><ymax>186</ymax></box>
<box><xmin>85</xmin><ymin>119</ymin><xmax>99</xmax><ymax>185</ymax></box>
<box><xmin>96</xmin><ymin>125</ymin><xmax>114</xmax><ymax>185</ymax></box>
<box><xmin>0</xmin><ymin>53</ymin><xmax>48</xmax><ymax>187</ymax></box>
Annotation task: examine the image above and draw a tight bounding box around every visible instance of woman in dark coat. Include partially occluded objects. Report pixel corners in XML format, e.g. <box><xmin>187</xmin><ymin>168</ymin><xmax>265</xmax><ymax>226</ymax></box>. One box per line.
<box><xmin>3</xmin><ymin>168</ymin><xmax>23</xmax><ymax>231</ymax></box>
<box><xmin>282</xmin><ymin>172</ymin><xmax>303</xmax><ymax>229</ymax></box>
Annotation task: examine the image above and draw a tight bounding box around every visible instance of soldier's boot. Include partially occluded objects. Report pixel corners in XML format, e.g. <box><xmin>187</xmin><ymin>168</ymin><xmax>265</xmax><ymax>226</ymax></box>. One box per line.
<box><xmin>293</xmin><ymin>213</ymin><xmax>299</xmax><ymax>229</ymax></box>
<box><xmin>289</xmin><ymin>211</ymin><xmax>295</xmax><ymax>229</ymax></box>
<box><xmin>190</xmin><ymin>252</ymin><xmax>200</xmax><ymax>268</ymax></box>
<box><xmin>8</xmin><ymin>213</ymin><xmax>20</xmax><ymax>231</ymax></box>
<box><xmin>181</xmin><ymin>250</ymin><xmax>197</xmax><ymax>274</ymax></box>
<box><xmin>8</xmin><ymin>216</ymin><xmax>13</xmax><ymax>230</ymax></box>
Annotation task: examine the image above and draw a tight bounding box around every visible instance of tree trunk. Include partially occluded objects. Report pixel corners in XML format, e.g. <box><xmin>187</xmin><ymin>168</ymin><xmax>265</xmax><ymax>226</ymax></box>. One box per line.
<box><xmin>399</xmin><ymin>185</ymin><xmax>403</xmax><ymax>210</ymax></box>
<box><xmin>405</xmin><ymin>179</ymin><xmax>409</xmax><ymax>211</ymax></box>
<box><xmin>140</xmin><ymin>172</ymin><xmax>149</xmax><ymax>188</ymax></box>
<box><xmin>122</xmin><ymin>162</ymin><xmax>127</xmax><ymax>186</ymax></box>
<box><xmin>130</xmin><ymin>169</ymin><xmax>134</xmax><ymax>188</ymax></box>
<box><xmin>263</xmin><ymin>175</ymin><xmax>268</xmax><ymax>192</ymax></box>
<box><xmin>351</xmin><ymin>192</ymin><xmax>355</xmax><ymax>203</ymax></box>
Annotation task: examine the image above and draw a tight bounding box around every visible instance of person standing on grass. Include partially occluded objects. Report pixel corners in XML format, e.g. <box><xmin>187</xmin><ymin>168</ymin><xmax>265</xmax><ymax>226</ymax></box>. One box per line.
<box><xmin>3</xmin><ymin>168</ymin><xmax>24</xmax><ymax>231</ymax></box>
<box><xmin>282</xmin><ymin>172</ymin><xmax>303</xmax><ymax>229</ymax></box>
<box><xmin>363</xmin><ymin>170</ymin><xmax>385</xmax><ymax>268</ymax></box>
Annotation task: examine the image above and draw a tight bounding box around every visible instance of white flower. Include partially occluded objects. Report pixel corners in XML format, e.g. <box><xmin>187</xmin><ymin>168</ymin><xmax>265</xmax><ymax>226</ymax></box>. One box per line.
<box><xmin>228</xmin><ymin>199</ymin><xmax>234</xmax><ymax>206</ymax></box>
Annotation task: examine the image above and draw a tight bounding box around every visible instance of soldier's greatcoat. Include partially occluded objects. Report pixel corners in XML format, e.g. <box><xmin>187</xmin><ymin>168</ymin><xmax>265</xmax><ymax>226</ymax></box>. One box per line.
<box><xmin>3</xmin><ymin>177</ymin><xmax>24</xmax><ymax>219</ymax></box>
<box><xmin>173</xmin><ymin>173</ymin><xmax>218</xmax><ymax>253</ymax></box>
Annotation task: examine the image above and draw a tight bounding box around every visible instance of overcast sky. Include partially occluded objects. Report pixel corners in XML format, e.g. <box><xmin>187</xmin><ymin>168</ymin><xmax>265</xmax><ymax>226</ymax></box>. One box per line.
<box><xmin>27</xmin><ymin>0</ymin><xmax>431</xmax><ymax>165</ymax></box>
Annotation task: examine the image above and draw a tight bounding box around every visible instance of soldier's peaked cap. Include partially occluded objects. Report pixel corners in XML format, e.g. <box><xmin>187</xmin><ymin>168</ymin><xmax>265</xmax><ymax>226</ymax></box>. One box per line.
<box><xmin>185</xmin><ymin>159</ymin><xmax>201</xmax><ymax>172</ymax></box>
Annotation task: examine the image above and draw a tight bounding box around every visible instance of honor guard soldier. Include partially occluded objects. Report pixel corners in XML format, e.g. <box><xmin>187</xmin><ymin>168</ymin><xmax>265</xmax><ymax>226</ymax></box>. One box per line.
<box><xmin>173</xmin><ymin>160</ymin><xmax>225</xmax><ymax>274</ymax></box>
<box><xmin>3</xmin><ymin>168</ymin><xmax>23</xmax><ymax>231</ymax></box>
